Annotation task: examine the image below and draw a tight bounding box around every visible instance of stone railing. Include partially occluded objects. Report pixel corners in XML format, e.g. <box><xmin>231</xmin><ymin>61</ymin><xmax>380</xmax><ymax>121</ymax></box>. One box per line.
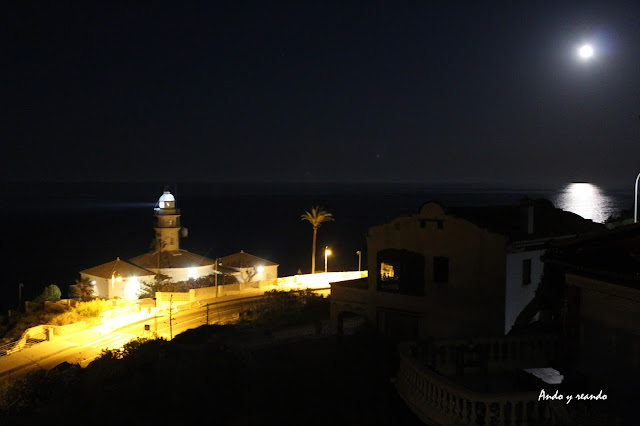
<box><xmin>413</xmin><ymin>333</ymin><xmax>563</xmax><ymax>375</ymax></box>
<box><xmin>4</xmin><ymin>325</ymin><xmax>54</xmax><ymax>355</ymax></box>
<box><xmin>396</xmin><ymin>341</ymin><xmax>557</xmax><ymax>425</ymax></box>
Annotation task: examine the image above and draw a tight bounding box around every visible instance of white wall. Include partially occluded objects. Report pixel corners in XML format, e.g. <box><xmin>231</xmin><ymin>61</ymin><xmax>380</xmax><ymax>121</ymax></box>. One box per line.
<box><xmin>235</xmin><ymin>264</ymin><xmax>278</xmax><ymax>282</ymax></box>
<box><xmin>148</xmin><ymin>264</ymin><xmax>214</xmax><ymax>283</ymax></box>
<box><xmin>80</xmin><ymin>273</ymin><xmax>108</xmax><ymax>298</ymax></box>
<box><xmin>504</xmin><ymin>249</ymin><xmax>544</xmax><ymax>334</ymax></box>
<box><xmin>81</xmin><ymin>273</ymin><xmax>154</xmax><ymax>300</ymax></box>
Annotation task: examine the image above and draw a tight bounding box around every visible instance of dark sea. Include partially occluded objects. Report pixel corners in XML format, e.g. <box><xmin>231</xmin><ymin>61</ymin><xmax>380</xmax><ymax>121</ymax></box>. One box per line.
<box><xmin>1</xmin><ymin>181</ymin><xmax>633</xmax><ymax>313</ymax></box>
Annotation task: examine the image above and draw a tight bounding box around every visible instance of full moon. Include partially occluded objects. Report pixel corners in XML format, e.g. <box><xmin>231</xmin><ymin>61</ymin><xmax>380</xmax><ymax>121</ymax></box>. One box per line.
<box><xmin>578</xmin><ymin>44</ymin><xmax>594</xmax><ymax>59</ymax></box>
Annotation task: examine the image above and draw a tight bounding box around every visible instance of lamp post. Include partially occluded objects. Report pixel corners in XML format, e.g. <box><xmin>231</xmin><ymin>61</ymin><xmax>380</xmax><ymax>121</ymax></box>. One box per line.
<box><xmin>215</xmin><ymin>258</ymin><xmax>219</xmax><ymax>298</ymax></box>
<box><xmin>635</xmin><ymin>172</ymin><xmax>640</xmax><ymax>223</ymax></box>
<box><xmin>324</xmin><ymin>246</ymin><xmax>331</xmax><ymax>273</ymax></box>
<box><xmin>153</xmin><ymin>297</ymin><xmax>157</xmax><ymax>335</ymax></box>
<box><xmin>356</xmin><ymin>251</ymin><xmax>361</xmax><ymax>272</ymax></box>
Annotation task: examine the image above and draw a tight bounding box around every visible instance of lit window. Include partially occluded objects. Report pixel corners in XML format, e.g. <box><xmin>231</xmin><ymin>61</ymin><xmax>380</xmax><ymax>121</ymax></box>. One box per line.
<box><xmin>376</xmin><ymin>249</ymin><xmax>425</xmax><ymax>296</ymax></box>
<box><xmin>380</xmin><ymin>262</ymin><xmax>396</xmax><ymax>281</ymax></box>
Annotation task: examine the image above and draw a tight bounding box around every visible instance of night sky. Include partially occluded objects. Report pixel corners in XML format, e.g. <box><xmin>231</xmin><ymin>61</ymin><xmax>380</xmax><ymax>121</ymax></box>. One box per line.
<box><xmin>2</xmin><ymin>1</ymin><xmax>639</xmax><ymax>187</ymax></box>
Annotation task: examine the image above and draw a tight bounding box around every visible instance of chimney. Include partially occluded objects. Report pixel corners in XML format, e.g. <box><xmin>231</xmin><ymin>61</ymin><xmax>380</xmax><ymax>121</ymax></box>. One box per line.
<box><xmin>520</xmin><ymin>199</ymin><xmax>535</xmax><ymax>235</ymax></box>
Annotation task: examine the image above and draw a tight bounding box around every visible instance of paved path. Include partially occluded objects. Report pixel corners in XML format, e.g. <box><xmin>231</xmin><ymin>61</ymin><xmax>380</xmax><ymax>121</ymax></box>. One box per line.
<box><xmin>0</xmin><ymin>312</ymin><xmax>156</xmax><ymax>381</ymax></box>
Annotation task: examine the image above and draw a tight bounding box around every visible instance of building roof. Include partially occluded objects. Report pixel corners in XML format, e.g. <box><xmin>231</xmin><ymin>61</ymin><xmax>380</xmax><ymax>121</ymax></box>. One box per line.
<box><xmin>218</xmin><ymin>251</ymin><xmax>278</xmax><ymax>269</ymax></box>
<box><xmin>81</xmin><ymin>257</ymin><xmax>154</xmax><ymax>279</ymax></box>
<box><xmin>130</xmin><ymin>249</ymin><xmax>216</xmax><ymax>270</ymax></box>
<box><xmin>545</xmin><ymin>222</ymin><xmax>640</xmax><ymax>287</ymax></box>
<box><xmin>447</xmin><ymin>198</ymin><xmax>604</xmax><ymax>240</ymax></box>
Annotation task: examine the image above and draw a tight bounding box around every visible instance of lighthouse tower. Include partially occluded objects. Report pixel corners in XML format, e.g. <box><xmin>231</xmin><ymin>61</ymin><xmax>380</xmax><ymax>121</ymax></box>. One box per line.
<box><xmin>154</xmin><ymin>189</ymin><xmax>181</xmax><ymax>251</ymax></box>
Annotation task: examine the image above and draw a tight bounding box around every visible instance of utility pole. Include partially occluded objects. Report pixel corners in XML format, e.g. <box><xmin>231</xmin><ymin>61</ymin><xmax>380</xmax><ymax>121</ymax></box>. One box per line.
<box><xmin>205</xmin><ymin>303</ymin><xmax>210</xmax><ymax>339</ymax></box>
<box><xmin>215</xmin><ymin>258</ymin><xmax>219</xmax><ymax>298</ymax></box>
<box><xmin>169</xmin><ymin>294</ymin><xmax>173</xmax><ymax>340</ymax></box>
<box><xmin>153</xmin><ymin>297</ymin><xmax>157</xmax><ymax>335</ymax></box>
<box><xmin>356</xmin><ymin>251</ymin><xmax>361</xmax><ymax>272</ymax></box>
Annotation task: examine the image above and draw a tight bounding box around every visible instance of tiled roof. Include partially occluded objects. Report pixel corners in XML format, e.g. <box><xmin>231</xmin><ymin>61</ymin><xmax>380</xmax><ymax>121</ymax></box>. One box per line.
<box><xmin>81</xmin><ymin>257</ymin><xmax>154</xmax><ymax>279</ymax></box>
<box><xmin>130</xmin><ymin>249</ymin><xmax>216</xmax><ymax>270</ymax></box>
<box><xmin>218</xmin><ymin>251</ymin><xmax>278</xmax><ymax>269</ymax></box>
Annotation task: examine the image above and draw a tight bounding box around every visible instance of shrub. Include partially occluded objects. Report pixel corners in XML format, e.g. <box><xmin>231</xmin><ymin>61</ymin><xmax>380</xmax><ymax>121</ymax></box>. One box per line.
<box><xmin>242</xmin><ymin>289</ymin><xmax>328</xmax><ymax>325</ymax></box>
<box><xmin>32</xmin><ymin>285</ymin><xmax>62</xmax><ymax>303</ymax></box>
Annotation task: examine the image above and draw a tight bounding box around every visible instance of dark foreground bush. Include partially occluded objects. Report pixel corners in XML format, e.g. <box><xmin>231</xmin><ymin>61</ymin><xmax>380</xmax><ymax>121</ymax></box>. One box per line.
<box><xmin>239</xmin><ymin>289</ymin><xmax>328</xmax><ymax>326</ymax></box>
<box><xmin>0</xmin><ymin>329</ymin><xmax>248</xmax><ymax>424</ymax></box>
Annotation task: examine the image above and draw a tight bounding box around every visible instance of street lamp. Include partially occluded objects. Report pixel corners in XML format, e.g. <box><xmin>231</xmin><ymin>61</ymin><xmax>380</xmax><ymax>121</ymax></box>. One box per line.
<box><xmin>356</xmin><ymin>251</ymin><xmax>361</xmax><ymax>272</ymax></box>
<box><xmin>110</xmin><ymin>272</ymin><xmax>122</xmax><ymax>299</ymax></box>
<box><xmin>635</xmin><ymin>172</ymin><xmax>640</xmax><ymax>223</ymax></box>
<box><xmin>324</xmin><ymin>246</ymin><xmax>332</xmax><ymax>273</ymax></box>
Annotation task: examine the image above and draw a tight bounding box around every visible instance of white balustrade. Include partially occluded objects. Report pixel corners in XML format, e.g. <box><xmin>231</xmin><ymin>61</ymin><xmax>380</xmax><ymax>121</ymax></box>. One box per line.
<box><xmin>396</xmin><ymin>341</ymin><xmax>558</xmax><ymax>425</ymax></box>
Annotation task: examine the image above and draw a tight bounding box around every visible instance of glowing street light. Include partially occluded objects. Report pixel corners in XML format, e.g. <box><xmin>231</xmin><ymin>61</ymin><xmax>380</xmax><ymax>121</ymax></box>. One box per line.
<box><xmin>110</xmin><ymin>272</ymin><xmax>122</xmax><ymax>299</ymax></box>
<box><xmin>324</xmin><ymin>246</ymin><xmax>332</xmax><ymax>273</ymax></box>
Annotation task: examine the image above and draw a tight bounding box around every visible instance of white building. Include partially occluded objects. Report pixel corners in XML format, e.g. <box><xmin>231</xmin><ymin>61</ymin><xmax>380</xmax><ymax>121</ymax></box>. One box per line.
<box><xmin>80</xmin><ymin>189</ymin><xmax>217</xmax><ymax>299</ymax></box>
<box><xmin>80</xmin><ymin>257</ymin><xmax>155</xmax><ymax>300</ymax></box>
<box><xmin>218</xmin><ymin>250</ymin><xmax>279</xmax><ymax>283</ymax></box>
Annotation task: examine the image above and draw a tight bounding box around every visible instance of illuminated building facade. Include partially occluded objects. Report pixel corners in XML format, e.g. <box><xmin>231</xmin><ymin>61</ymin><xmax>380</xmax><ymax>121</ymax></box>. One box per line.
<box><xmin>80</xmin><ymin>189</ymin><xmax>216</xmax><ymax>299</ymax></box>
<box><xmin>217</xmin><ymin>250</ymin><xmax>279</xmax><ymax>283</ymax></box>
<box><xmin>331</xmin><ymin>199</ymin><xmax>602</xmax><ymax>339</ymax></box>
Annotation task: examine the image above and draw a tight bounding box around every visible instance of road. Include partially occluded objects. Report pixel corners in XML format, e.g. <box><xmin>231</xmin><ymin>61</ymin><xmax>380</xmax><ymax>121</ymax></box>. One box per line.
<box><xmin>0</xmin><ymin>297</ymin><xmax>260</xmax><ymax>381</ymax></box>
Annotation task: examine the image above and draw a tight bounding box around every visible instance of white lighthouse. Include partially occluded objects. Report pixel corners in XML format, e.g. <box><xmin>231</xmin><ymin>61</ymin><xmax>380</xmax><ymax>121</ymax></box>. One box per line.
<box><xmin>154</xmin><ymin>189</ymin><xmax>181</xmax><ymax>251</ymax></box>
<box><xmin>80</xmin><ymin>188</ymin><xmax>217</xmax><ymax>299</ymax></box>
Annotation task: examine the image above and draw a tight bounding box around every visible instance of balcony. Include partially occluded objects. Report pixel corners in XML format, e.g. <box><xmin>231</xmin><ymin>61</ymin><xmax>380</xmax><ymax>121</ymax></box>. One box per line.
<box><xmin>395</xmin><ymin>334</ymin><xmax>565</xmax><ymax>425</ymax></box>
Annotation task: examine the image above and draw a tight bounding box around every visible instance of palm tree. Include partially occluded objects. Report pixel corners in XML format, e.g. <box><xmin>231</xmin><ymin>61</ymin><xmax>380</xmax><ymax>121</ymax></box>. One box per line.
<box><xmin>70</xmin><ymin>277</ymin><xmax>95</xmax><ymax>301</ymax></box>
<box><xmin>301</xmin><ymin>206</ymin><xmax>334</xmax><ymax>274</ymax></box>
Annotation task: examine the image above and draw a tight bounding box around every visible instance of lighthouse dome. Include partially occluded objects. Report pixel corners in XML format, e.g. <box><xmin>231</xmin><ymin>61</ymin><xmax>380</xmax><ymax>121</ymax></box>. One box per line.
<box><xmin>158</xmin><ymin>191</ymin><xmax>175</xmax><ymax>209</ymax></box>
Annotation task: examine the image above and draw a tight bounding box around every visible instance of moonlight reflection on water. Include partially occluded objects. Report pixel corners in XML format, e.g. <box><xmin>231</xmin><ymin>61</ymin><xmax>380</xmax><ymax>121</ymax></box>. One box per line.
<box><xmin>553</xmin><ymin>183</ymin><xmax>613</xmax><ymax>223</ymax></box>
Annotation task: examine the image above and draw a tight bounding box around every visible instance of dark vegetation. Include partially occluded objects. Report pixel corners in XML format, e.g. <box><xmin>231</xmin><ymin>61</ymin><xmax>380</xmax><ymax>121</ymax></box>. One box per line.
<box><xmin>31</xmin><ymin>285</ymin><xmax>61</xmax><ymax>304</ymax></box>
<box><xmin>0</xmin><ymin>300</ymin><xmax>113</xmax><ymax>344</ymax></box>
<box><xmin>68</xmin><ymin>277</ymin><xmax>94</xmax><ymax>301</ymax></box>
<box><xmin>0</xmin><ymin>329</ymin><xmax>421</xmax><ymax>425</ymax></box>
<box><xmin>0</xmin><ymin>330</ymin><xmax>248</xmax><ymax>425</ymax></box>
<box><xmin>604</xmin><ymin>208</ymin><xmax>633</xmax><ymax>228</ymax></box>
<box><xmin>239</xmin><ymin>289</ymin><xmax>327</xmax><ymax>326</ymax></box>
<box><xmin>0</xmin><ymin>291</ymin><xmax>422</xmax><ymax>425</ymax></box>
<box><xmin>137</xmin><ymin>273</ymin><xmax>237</xmax><ymax>298</ymax></box>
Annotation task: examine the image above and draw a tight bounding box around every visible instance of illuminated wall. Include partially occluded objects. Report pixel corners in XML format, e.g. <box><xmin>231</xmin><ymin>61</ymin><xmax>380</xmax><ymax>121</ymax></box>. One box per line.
<box><xmin>504</xmin><ymin>248</ymin><xmax>544</xmax><ymax>334</ymax></box>
<box><xmin>331</xmin><ymin>201</ymin><xmax>509</xmax><ymax>340</ymax></box>
<box><xmin>146</xmin><ymin>264</ymin><xmax>214</xmax><ymax>283</ymax></box>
